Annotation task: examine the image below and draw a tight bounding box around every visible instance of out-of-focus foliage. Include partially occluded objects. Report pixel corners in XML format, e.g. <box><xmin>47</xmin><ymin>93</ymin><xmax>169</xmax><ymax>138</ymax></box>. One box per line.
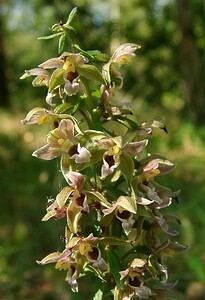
<box><xmin>0</xmin><ymin>0</ymin><xmax>205</xmax><ymax>299</ymax></box>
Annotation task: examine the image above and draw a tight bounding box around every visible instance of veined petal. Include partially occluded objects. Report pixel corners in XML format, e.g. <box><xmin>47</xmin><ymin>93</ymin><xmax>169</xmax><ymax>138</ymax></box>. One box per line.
<box><xmin>64</xmin><ymin>77</ymin><xmax>79</xmax><ymax>96</ymax></box>
<box><xmin>39</xmin><ymin>58</ymin><xmax>64</xmax><ymax>69</ymax></box>
<box><xmin>64</xmin><ymin>171</ymin><xmax>84</xmax><ymax>189</ymax></box>
<box><xmin>136</xmin><ymin>197</ymin><xmax>154</xmax><ymax>205</ymax></box>
<box><xmin>70</xmin><ymin>144</ymin><xmax>91</xmax><ymax>163</ymax></box>
<box><xmin>59</xmin><ymin>119</ymin><xmax>75</xmax><ymax>141</ymax></box>
<box><xmin>20</xmin><ymin>68</ymin><xmax>49</xmax><ymax>79</ymax></box>
<box><xmin>32</xmin><ymin>144</ymin><xmax>61</xmax><ymax>160</ymax></box>
<box><xmin>124</xmin><ymin>139</ymin><xmax>148</xmax><ymax>154</ymax></box>
<box><xmin>111</xmin><ymin>43</ymin><xmax>141</xmax><ymax>65</ymax></box>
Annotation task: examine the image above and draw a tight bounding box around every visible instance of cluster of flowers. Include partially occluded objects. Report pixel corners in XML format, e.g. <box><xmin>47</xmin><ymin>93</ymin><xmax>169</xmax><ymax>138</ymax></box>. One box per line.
<box><xmin>21</xmin><ymin>12</ymin><xmax>186</xmax><ymax>300</ymax></box>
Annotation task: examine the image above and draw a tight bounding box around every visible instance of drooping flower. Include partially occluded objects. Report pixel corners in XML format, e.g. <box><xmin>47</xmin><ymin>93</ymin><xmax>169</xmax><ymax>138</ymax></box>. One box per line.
<box><xmin>20</xmin><ymin>68</ymin><xmax>50</xmax><ymax>86</ymax></box>
<box><xmin>21</xmin><ymin>52</ymin><xmax>89</xmax><ymax>105</ymax></box>
<box><xmin>95</xmin><ymin>136</ymin><xmax>148</xmax><ymax>179</ymax></box>
<box><xmin>119</xmin><ymin>258</ymin><xmax>152</xmax><ymax>299</ymax></box>
<box><xmin>102</xmin><ymin>43</ymin><xmax>141</xmax><ymax>87</ymax></box>
<box><xmin>102</xmin><ymin>196</ymin><xmax>136</xmax><ymax>234</ymax></box>
<box><xmin>32</xmin><ymin>119</ymin><xmax>91</xmax><ymax>162</ymax></box>
<box><xmin>39</xmin><ymin>52</ymin><xmax>89</xmax><ymax>99</ymax></box>
<box><xmin>21</xmin><ymin>107</ymin><xmax>69</xmax><ymax>126</ymax></box>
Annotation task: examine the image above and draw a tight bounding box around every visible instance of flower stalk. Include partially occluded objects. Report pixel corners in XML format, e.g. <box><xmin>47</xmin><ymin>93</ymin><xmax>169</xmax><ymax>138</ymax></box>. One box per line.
<box><xmin>21</xmin><ymin>7</ymin><xmax>187</xmax><ymax>300</ymax></box>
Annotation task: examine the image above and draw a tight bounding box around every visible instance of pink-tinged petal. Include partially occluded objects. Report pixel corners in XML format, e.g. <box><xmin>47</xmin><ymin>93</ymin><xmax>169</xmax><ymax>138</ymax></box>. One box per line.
<box><xmin>95</xmin><ymin>138</ymin><xmax>115</xmax><ymax>149</ymax></box>
<box><xmin>101</xmin><ymin>156</ymin><xmax>117</xmax><ymax>179</ymax></box>
<box><xmin>111</xmin><ymin>43</ymin><xmax>141</xmax><ymax>65</ymax></box>
<box><xmin>67</xmin><ymin>267</ymin><xmax>79</xmax><ymax>292</ymax></box>
<box><xmin>134</xmin><ymin>286</ymin><xmax>152</xmax><ymax>298</ymax></box>
<box><xmin>92</xmin><ymin>257</ymin><xmax>108</xmax><ymax>270</ymax></box>
<box><xmin>20</xmin><ymin>68</ymin><xmax>49</xmax><ymax>79</ymax></box>
<box><xmin>143</xmin><ymin>159</ymin><xmax>159</xmax><ymax>173</ymax></box>
<box><xmin>70</xmin><ymin>144</ymin><xmax>91</xmax><ymax>163</ymax></box>
<box><xmin>21</xmin><ymin>107</ymin><xmax>50</xmax><ymax>125</ymax></box>
<box><xmin>124</xmin><ymin>140</ymin><xmax>148</xmax><ymax>154</ymax></box>
<box><xmin>39</xmin><ymin>58</ymin><xmax>64</xmax><ymax>69</ymax></box>
<box><xmin>32</xmin><ymin>144</ymin><xmax>61</xmax><ymax>160</ymax></box>
<box><xmin>64</xmin><ymin>171</ymin><xmax>84</xmax><ymax>189</ymax></box>
<box><xmin>46</xmin><ymin>90</ymin><xmax>57</xmax><ymax>106</ymax></box>
<box><xmin>102</xmin><ymin>204</ymin><xmax>117</xmax><ymax>216</ymax></box>
<box><xmin>59</xmin><ymin>119</ymin><xmax>75</xmax><ymax>141</ymax></box>
<box><xmin>36</xmin><ymin>252</ymin><xmax>61</xmax><ymax>265</ymax></box>
<box><xmin>64</xmin><ymin>76</ymin><xmax>79</xmax><ymax>96</ymax></box>
<box><xmin>122</xmin><ymin>218</ymin><xmax>135</xmax><ymax>235</ymax></box>
<box><xmin>60</xmin><ymin>52</ymin><xmax>89</xmax><ymax>66</ymax></box>
<box><xmin>136</xmin><ymin>197</ymin><xmax>154</xmax><ymax>205</ymax></box>
<box><xmin>120</xmin><ymin>268</ymin><xmax>130</xmax><ymax>280</ymax></box>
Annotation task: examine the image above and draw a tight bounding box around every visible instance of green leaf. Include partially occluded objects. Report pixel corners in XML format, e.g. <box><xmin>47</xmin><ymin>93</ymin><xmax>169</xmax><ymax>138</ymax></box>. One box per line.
<box><xmin>36</xmin><ymin>252</ymin><xmax>60</xmax><ymax>265</ymax></box>
<box><xmin>93</xmin><ymin>289</ymin><xmax>103</xmax><ymax>300</ymax></box>
<box><xmin>107</xmin><ymin>250</ymin><xmax>123</xmax><ymax>288</ymax></box>
<box><xmin>71</xmin><ymin>96</ymin><xmax>83</xmax><ymax>115</ymax></box>
<box><xmin>78</xmin><ymin>65</ymin><xmax>105</xmax><ymax>84</ymax></box>
<box><xmin>91</xmin><ymin>109</ymin><xmax>103</xmax><ymax>131</ymax></box>
<box><xmin>38</xmin><ymin>32</ymin><xmax>64</xmax><ymax>40</ymax></box>
<box><xmin>65</xmin><ymin>7</ymin><xmax>77</xmax><ymax>26</ymax></box>
<box><xmin>58</xmin><ymin>33</ymin><xmax>66</xmax><ymax>54</ymax></box>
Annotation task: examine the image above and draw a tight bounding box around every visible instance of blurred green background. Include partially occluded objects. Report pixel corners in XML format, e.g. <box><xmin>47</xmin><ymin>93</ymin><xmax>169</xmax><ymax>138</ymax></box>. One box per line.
<box><xmin>0</xmin><ymin>0</ymin><xmax>205</xmax><ymax>299</ymax></box>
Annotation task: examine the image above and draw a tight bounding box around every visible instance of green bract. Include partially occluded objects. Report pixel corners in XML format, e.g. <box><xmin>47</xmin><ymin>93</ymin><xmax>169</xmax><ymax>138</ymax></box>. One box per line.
<box><xmin>21</xmin><ymin>7</ymin><xmax>187</xmax><ymax>300</ymax></box>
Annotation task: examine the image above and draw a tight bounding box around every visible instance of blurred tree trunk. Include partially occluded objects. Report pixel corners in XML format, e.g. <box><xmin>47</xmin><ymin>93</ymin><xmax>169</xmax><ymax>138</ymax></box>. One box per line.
<box><xmin>177</xmin><ymin>0</ymin><xmax>205</xmax><ymax>124</ymax></box>
<box><xmin>0</xmin><ymin>18</ymin><xmax>9</xmax><ymax>107</ymax></box>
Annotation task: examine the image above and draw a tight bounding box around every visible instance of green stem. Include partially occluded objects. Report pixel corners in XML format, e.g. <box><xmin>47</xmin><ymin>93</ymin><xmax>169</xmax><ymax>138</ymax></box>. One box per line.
<box><xmin>80</xmin><ymin>77</ymin><xmax>93</xmax><ymax>111</ymax></box>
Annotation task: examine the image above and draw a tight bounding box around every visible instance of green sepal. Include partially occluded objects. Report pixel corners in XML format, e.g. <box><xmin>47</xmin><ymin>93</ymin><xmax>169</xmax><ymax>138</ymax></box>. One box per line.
<box><xmin>71</xmin><ymin>96</ymin><xmax>84</xmax><ymax>115</ymax></box>
<box><xmin>54</xmin><ymin>103</ymin><xmax>73</xmax><ymax>114</ymax></box>
<box><xmin>48</xmin><ymin>68</ymin><xmax>65</xmax><ymax>92</ymax></box>
<box><xmin>78</xmin><ymin>65</ymin><xmax>105</xmax><ymax>84</ymax></box>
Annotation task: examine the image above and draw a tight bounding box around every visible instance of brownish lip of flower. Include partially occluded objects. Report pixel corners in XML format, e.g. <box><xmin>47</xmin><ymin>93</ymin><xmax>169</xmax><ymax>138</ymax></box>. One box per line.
<box><xmin>87</xmin><ymin>247</ymin><xmax>99</xmax><ymax>261</ymax></box>
<box><xmin>128</xmin><ymin>276</ymin><xmax>141</xmax><ymax>287</ymax></box>
<box><xmin>66</xmin><ymin>71</ymin><xmax>79</xmax><ymax>82</ymax></box>
<box><xmin>104</xmin><ymin>155</ymin><xmax>115</xmax><ymax>167</ymax></box>
<box><xmin>75</xmin><ymin>194</ymin><xmax>86</xmax><ymax>207</ymax></box>
<box><xmin>69</xmin><ymin>144</ymin><xmax>78</xmax><ymax>156</ymax></box>
<box><xmin>116</xmin><ymin>210</ymin><xmax>131</xmax><ymax>220</ymax></box>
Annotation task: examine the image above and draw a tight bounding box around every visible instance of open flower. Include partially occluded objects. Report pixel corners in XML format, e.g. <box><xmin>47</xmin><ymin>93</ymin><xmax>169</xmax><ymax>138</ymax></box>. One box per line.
<box><xmin>20</xmin><ymin>68</ymin><xmax>50</xmax><ymax>86</ymax></box>
<box><xmin>32</xmin><ymin>119</ymin><xmax>91</xmax><ymax>162</ymax></box>
<box><xmin>21</xmin><ymin>107</ymin><xmax>70</xmax><ymax>126</ymax></box>
<box><xmin>120</xmin><ymin>259</ymin><xmax>152</xmax><ymax>299</ymax></box>
<box><xmin>95</xmin><ymin>136</ymin><xmax>148</xmax><ymax>179</ymax></box>
<box><xmin>39</xmin><ymin>52</ymin><xmax>88</xmax><ymax>99</ymax></box>
<box><xmin>102</xmin><ymin>196</ymin><xmax>136</xmax><ymax>234</ymax></box>
<box><xmin>102</xmin><ymin>43</ymin><xmax>140</xmax><ymax>87</ymax></box>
